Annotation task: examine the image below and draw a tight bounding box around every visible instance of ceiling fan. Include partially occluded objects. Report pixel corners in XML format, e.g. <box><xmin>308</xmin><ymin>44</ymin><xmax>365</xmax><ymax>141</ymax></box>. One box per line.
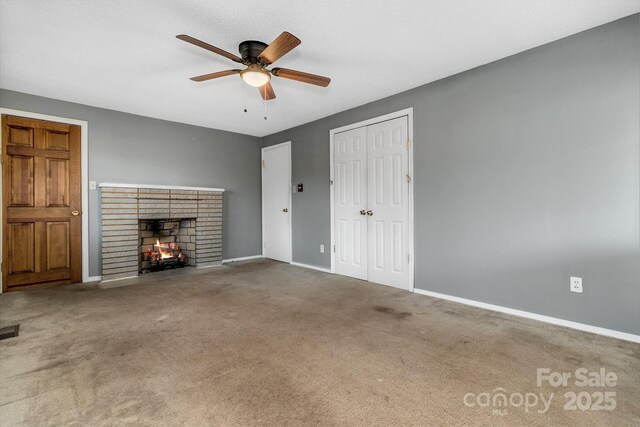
<box><xmin>176</xmin><ymin>31</ymin><xmax>330</xmax><ymax>100</ymax></box>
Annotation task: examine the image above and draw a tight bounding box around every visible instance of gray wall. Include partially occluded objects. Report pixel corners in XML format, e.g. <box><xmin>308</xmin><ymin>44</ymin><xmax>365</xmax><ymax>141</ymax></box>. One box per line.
<box><xmin>0</xmin><ymin>89</ymin><xmax>263</xmax><ymax>277</ymax></box>
<box><xmin>263</xmin><ymin>14</ymin><xmax>640</xmax><ymax>335</ymax></box>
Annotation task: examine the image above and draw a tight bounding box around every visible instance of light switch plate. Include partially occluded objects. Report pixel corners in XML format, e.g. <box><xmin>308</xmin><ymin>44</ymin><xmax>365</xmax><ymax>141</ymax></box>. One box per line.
<box><xmin>89</xmin><ymin>181</ymin><xmax>97</xmax><ymax>190</ymax></box>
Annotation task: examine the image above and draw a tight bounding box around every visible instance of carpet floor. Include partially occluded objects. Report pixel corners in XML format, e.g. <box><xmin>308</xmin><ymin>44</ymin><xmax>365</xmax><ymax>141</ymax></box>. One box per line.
<box><xmin>1</xmin><ymin>259</ymin><xmax>638</xmax><ymax>426</ymax></box>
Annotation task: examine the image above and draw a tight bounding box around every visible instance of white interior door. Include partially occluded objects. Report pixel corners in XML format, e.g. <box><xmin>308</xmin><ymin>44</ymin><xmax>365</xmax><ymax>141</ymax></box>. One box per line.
<box><xmin>366</xmin><ymin>117</ymin><xmax>410</xmax><ymax>289</ymax></box>
<box><xmin>262</xmin><ymin>142</ymin><xmax>291</xmax><ymax>263</ymax></box>
<box><xmin>334</xmin><ymin>127</ymin><xmax>368</xmax><ymax>280</ymax></box>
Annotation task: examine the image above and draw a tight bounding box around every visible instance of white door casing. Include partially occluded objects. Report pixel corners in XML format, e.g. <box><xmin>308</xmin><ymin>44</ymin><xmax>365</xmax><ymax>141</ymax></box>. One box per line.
<box><xmin>366</xmin><ymin>117</ymin><xmax>410</xmax><ymax>289</ymax></box>
<box><xmin>334</xmin><ymin>126</ymin><xmax>368</xmax><ymax>280</ymax></box>
<box><xmin>262</xmin><ymin>142</ymin><xmax>292</xmax><ymax>263</ymax></box>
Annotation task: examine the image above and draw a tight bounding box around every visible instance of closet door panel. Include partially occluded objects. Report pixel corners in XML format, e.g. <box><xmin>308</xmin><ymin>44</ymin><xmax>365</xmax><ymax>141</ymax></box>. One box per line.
<box><xmin>366</xmin><ymin>117</ymin><xmax>410</xmax><ymax>289</ymax></box>
<box><xmin>334</xmin><ymin>126</ymin><xmax>368</xmax><ymax>280</ymax></box>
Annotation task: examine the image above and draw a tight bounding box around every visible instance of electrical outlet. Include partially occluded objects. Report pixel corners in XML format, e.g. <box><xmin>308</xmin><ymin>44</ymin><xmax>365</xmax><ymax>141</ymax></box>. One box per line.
<box><xmin>570</xmin><ymin>277</ymin><xmax>583</xmax><ymax>293</ymax></box>
<box><xmin>320</xmin><ymin>244</ymin><xmax>324</xmax><ymax>253</ymax></box>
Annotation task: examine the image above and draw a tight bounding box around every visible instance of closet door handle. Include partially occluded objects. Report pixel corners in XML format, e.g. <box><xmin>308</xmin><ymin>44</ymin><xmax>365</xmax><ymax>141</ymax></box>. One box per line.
<box><xmin>366</xmin><ymin>210</ymin><xmax>373</xmax><ymax>216</ymax></box>
<box><xmin>359</xmin><ymin>210</ymin><xmax>366</xmax><ymax>216</ymax></box>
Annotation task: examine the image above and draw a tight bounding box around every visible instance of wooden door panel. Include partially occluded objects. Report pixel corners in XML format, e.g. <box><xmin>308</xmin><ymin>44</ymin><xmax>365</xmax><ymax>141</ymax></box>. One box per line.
<box><xmin>8</xmin><ymin>223</ymin><xmax>35</xmax><ymax>274</ymax></box>
<box><xmin>8</xmin><ymin>155</ymin><xmax>34</xmax><ymax>206</ymax></box>
<box><xmin>45</xmin><ymin>130</ymin><xmax>70</xmax><ymax>151</ymax></box>
<box><xmin>7</xmin><ymin>125</ymin><xmax>34</xmax><ymax>147</ymax></box>
<box><xmin>7</xmin><ymin>145</ymin><xmax>70</xmax><ymax>160</ymax></box>
<box><xmin>7</xmin><ymin>207</ymin><xmax>70</xmax><ymax>221</ymax></box>
<box><xmin>46</xmin><ymin>222</ymin><xmax>70</xmax><ymax>270</ymax></box>
<box><xmin>6</xmin><ymin>115</ymin><xmax>70</xmax><ymax>132</ymax></box>
<box><xmin>46</xmin><ymin>158</ymin><xmax>70</xmax><ymax>207</ymax></box>
<box><xmin>8</xmin><ymin>270</ymin><xmax>71</xmax><ymax>287</ymax></box>
<box><xmin>2</xmin><ymin>115</ymin><xmax>82</xmax><ymax>291</ymax></box>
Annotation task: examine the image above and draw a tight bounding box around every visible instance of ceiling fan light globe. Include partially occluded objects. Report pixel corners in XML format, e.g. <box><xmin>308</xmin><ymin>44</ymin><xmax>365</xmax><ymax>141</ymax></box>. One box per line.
<box><xmin>241</xmin><ymin>70</ymin><xmax>270</xmax><ymax>87</ymax></box>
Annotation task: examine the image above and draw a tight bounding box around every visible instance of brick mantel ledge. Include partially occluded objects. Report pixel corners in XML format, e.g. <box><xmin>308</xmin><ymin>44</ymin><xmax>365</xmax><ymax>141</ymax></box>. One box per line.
<box><xmin>99</xmin><ymin>183</ymin><xmax>225</xmax><ymax>192</ymax></box>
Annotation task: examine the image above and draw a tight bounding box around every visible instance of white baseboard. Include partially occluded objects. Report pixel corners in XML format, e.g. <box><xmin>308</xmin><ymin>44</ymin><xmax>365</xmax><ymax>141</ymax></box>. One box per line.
<box><xmin>196</xmin><ymin>264</ymin><xmax>225</xmax><ymax>269</ymax></box>
<box><xmin>222</xmin><ymin>255</ymin><xmax>263</xmax><ymax>263</ymax></box>
<box><xmin>413</xmin><ymin>288</ymin><xmax>640</xmax><ymax>344</ymax></box>
<box><xmin>290</xmin><ymin>262</ymin><xmax>332</xmax><ymax>273</ymax></box>
<box><xmin>100</xmin><ymin>275</ymin><xmax>138</xmax><ymax>284</ymax></box>
<box><xmin>84</xmin><ymin>276</ymin><xmax>102</xmax><ymax>283</ymax></box>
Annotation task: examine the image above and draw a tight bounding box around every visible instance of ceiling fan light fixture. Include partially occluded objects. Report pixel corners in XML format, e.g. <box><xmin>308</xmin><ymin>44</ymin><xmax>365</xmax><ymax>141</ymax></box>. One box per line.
<box><xmin>240</xmin><ymin>65</ymin><xmax>271</xmax><ymax>87</ymax></box>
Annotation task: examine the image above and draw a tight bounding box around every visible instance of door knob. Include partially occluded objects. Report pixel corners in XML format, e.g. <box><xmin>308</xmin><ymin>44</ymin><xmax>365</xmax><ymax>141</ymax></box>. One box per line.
<box><xmin>366</xmin><ymin>210</ymin><xmax>373</xmax><ymax>216</ymax></box>
<box><xmin>283</xmin><ymin>208</ymin><xmax>288</xmax><ymax>212</ymax></box>
<box><xmin>360</xmin><ymin>210</ymin><xmax>366</xmax><ymax>215</ymax></box>
<box><xmin>71</xmin><ymin>210</ymin><xmax>80</xmax><ymax>216</ymax></box>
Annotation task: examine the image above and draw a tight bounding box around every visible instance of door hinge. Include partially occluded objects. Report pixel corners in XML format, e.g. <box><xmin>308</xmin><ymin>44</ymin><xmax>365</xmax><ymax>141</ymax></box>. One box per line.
<box><xmin>405</xmin><ymin>139</ymin><xmax>411</xmax><ymax>150</ymax></box>
<box><xmin>329</xmin><ymin>180</ymin><xmax>334</xmax><ymax>185</ymax></box>
<box><xmin>262</xmin><ymin>160</ymin><xmax>266</xmax><ymax>168</ymax></box>
<box><xmin>406</xmin><ymin>174</ymin><xmax>411</xmax><ymax>183</ymax></box>
<box><xmin>333</xmin><ymin>245</ymin><xmax>336</xmax><ymax>253</ymax></box>
<box><xmin>407</xmin><ymin>254</ymin><xmax>410</xmax><ymax>264</ymax></box>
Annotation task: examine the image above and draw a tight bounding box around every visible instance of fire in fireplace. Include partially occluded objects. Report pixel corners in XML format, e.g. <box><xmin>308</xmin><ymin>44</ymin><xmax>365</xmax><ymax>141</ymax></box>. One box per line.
<box><xmin>143</xmin><ymin>240</ymin><xmax>186</xmax><ymax>271</ymax></box>
<box><xmin>139</xmin><ymin>219</ymin><xmax>196</xmax><ymax>273</ymax></box>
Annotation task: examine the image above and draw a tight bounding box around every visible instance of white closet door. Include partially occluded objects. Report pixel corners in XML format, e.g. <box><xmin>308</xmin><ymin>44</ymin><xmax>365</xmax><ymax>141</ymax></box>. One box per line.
<box><xmin>334</xmin><ymin>126</ymin><xmax>368</xmax><ymax>280</ymax></box>
<box><xmin>366</xmin><ymin>117</ymin><xmax>410</xmax><ymax>289</ymax></box>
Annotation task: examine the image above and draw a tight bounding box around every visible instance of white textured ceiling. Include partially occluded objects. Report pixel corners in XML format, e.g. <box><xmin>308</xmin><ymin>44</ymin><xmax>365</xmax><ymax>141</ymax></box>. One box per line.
<box><xmin>1</xmin><ymin>1</ymin><xmax>638</xmax><ymax>137</ymax></box>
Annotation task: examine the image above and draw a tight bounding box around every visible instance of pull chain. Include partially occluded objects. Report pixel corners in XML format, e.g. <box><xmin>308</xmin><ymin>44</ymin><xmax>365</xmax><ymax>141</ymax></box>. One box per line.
<box><xmin>241</xmin><ymin>78</ymin><xmax>248</xmax><ymax>113</ymax></box>
<box><xmin>263</xmin><ymin>85</ymin><xmax>267</xmax><ymax>120</ymax></box>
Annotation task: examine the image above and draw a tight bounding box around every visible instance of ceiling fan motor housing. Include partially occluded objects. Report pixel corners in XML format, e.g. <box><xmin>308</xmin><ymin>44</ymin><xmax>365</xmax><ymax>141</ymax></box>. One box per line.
<box><xmin>239</xmin><ymin>40</ymin><xmax>268</xmax><ymax>63</ymax></box>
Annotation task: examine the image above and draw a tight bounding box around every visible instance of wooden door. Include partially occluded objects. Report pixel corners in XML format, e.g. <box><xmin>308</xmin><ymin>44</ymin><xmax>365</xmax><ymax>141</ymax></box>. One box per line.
<box><xmin>2</xmin><ymin>115</ymin><xmax>82</xmax><ymax>291</ymax></box>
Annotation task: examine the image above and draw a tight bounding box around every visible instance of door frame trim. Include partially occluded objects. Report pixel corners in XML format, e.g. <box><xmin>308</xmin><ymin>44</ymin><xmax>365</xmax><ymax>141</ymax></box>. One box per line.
<box><xmin>261</xmin><ymin>141</ymin><xmax>292</xmax><ymax>263</ymax></box>
<box><xmin>329</xmin><ymin>108</ymin><xmax>415</xmax><ymax>291</ymax></box>
<box><xmin>0</xmin><ymin>108</ymin><xmax>93</xmax><ymax>292</ymax></box>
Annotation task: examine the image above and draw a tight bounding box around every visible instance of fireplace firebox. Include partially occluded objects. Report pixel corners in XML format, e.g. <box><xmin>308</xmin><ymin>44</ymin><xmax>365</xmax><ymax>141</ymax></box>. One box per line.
<box><xmin>139</xmin><ymin>219</ymin><xmax>196</xmax><ymax>273</ymax></box>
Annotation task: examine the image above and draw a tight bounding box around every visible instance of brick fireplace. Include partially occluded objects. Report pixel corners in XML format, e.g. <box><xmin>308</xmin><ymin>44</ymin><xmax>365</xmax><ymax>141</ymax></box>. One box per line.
<box><xmin>100</xmin><ymin>184</ymin><xmax>224</xmax><ymax>282</ymax></box>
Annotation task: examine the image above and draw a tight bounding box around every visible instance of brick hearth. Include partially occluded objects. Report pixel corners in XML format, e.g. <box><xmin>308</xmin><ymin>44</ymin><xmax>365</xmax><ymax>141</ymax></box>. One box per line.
<box><xmin>100</xmin><ymin>184</ymin><xmax>224</xmax><ymax>281</ymax></box>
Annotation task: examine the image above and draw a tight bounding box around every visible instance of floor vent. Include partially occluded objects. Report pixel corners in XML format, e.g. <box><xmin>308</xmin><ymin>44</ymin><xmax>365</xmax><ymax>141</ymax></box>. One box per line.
<box><xmin>0</xmin><ymin>324</ymin><xmax>20</xmax><ymax>340</ymax></box>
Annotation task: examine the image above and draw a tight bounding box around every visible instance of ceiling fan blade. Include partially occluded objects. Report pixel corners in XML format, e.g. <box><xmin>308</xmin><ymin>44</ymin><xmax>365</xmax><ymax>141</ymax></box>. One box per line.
<box><xmin>176</xmin><ymin>34</ymin><xmax>242</xmax><ymax>63</ymax></box>
<box><xmin>258</xmin><ymin>32</ymin><xmax>301</xmax><ymax>65</ymax></box>
<box><xmin>259</xmin><ymin>81</ymin><xmax>276</xmax><ymax>100</ymax></box>
<box><xmin>190</xmin><ymin>69</ymin><xmax>241</xmax><ymax>82</ymax></box>
<box><xmin>271</xmin><ymin>67</ymin><xmax>331</xmax><ymax>87</ymax></box>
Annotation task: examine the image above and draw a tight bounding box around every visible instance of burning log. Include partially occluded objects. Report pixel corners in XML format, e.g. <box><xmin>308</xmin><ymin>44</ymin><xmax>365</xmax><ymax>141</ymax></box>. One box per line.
<box><xmin>143</xmin><ymin>239</ymin><xmax>186</xmax><ymax>271</ymax></box>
